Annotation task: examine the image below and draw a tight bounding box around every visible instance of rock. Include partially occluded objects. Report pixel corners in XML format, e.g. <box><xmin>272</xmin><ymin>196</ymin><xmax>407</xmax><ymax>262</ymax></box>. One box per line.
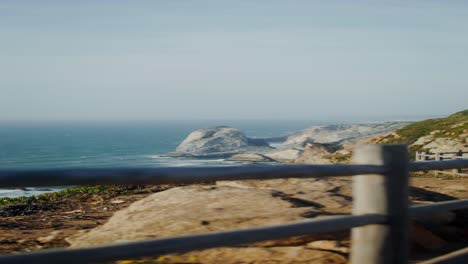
<box><xmin>216</xmin><ymin>178</ymin><xmax>353</xmax><ymax>214</ymax></box>
<box><xmin>264</xmin><ymin>149</ymin><xmax>303</xmax><ymax>163</ymax></box>
<box><xmin>110</xmin><ymin>199</ymin><xmax>126</xmax><ymax>204</ymax></box>
<box><xmin>270</xmin><ymin>123</ymin><xmax>408</xmax><ymax>148</ymax></box>
<box><xmin>305</xmin><ymin>240</ymin><xmax>350</xmax><ymax>254</ymax></box>
<box><xmin>227</xmin><ymin>153</ymin><xmax>276</xmax><ymax>162</ymax></box>
<box><xmin>63</xmin><ymin>209</ymin><xmax>84</xmax><ymax>214</ymax></box>
<box><xmin>167</xmin><ymin>126</ymin><xmax>270</xmax><ymax>158</ymax></box>
<box><xmin>66</xmin><ymin>177</ymin><xmax>464</xmax><ymax>263</ymax></box>
<box><xmin>413</xmin><ymin>135</ymin><xmax>434</xmax><ymax>146</ymax></box>
<box><xmin>444</xmin><ymin>184</ymin><xmax>468</xmax><ymax>191</ymax></box>
<box><xmin>419</xmin><ymin>138</ymin><xmax>467</xmax><ymax>153</ymax></box>
<box><xmin>37</xmin><ymin>230</ymin><xmax>63</xmax><ymax>244</ymax></box>
<box><xmin>294</xmin><ymin>143</ymin><xmax>334</xmax><ymax>164</ymax></box>
<box><xmin>67</xmin><ymin>185</ymin><xmax>315</xmax><ymax>248</ymax></box>
<box><xmin>167</xmin><ymin>122</ymin><xmax>409</xmax><ymax>161</ymax></box>
<box><xmin>170</xmin><ymin>246</ymin><xmax>347</xmax><ymax>264</ymax></box>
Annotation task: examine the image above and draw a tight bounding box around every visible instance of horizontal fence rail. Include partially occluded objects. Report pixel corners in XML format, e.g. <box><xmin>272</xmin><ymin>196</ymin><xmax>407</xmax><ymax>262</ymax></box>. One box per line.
<box><xmin>0</xmin><ymin>164</ymin><xmax>388</xmax><ymax>188</ymax></box>
<box><xmin>410</xmin><ymin>200</ymin><xmax>468</xmax><ymax>218</ymax></box>
<box><xmin>0</xmin><ymin>160</ymin><xmax>465</xmax><ymax>189</ymax></box>
<box><xmin>0</xmin><ymin>145</ymin><xmax>467</xmax><ymax>264</ymax></box>
<box><xmin>410</xmin><ymin>159</ymin><xmax>468</xmax><ymax>172</ymax></box>
<box><xmin>419</xmin><ymin>247</ymin><xmax>468</xmax><ymax>264</ymax></box>
<box><xmin>0</xmin><ymin>214</ymin><xmax>386</xmax><ymax>264</ymax></box>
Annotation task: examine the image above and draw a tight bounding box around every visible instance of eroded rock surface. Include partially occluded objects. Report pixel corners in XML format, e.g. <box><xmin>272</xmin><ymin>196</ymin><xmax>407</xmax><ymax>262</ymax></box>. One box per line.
<box><xmin>216</xmin><ymin>178</ymin><xmax>353</xmax><ymax>214</ymax></box>
<box><xmin>270</xmin><ymin>123</ymin><xmax>408</xmax><ymax>148</ymax></box>
<box><xmin>169</xmin><ymin>247</ymin><xmax>347</xmax><ymax>264</ymax></box>
<box><xmin>167</xmin><ymin>123</ymin><xmax>408</xmax><ymax>161</ymax></box>
<box><xmin>168</xmin><ymin>126</ymin><xmax>270</xmax><ymax>158</ymax></box>
<box><xmin>67</xmin><ymin>185</ymin><xmax>317</xmax><ymax>248</ymax></box>
<box><xmin>294</xmin><ymin>143</ymin><xmax>335</xmax><ymax>164</ymax></box>
<box><xmin>264</xmin><ymin>148</ymin><xmax>303</xmax><ymax>163</ymax></box>
<box><xmin>66</xmin><ymin>178</ymin><xmax>466</xmax><ymax>264</ymax></box>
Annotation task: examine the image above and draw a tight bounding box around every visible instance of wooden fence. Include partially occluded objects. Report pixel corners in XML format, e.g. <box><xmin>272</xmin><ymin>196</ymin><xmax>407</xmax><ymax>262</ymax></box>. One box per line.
<box><xmin>415</xmin><ymin>151</ymin><xmax>468</xmax><ymax>173</ymax></box>
<box><xmin>0</xmin><ymin>145</ymin><xmax>467</xmax><ymax>264</ymax></box>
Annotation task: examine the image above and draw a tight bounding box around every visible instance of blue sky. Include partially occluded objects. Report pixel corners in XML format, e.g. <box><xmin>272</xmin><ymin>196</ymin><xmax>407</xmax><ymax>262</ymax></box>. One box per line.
<box><xmin>1</xmin><ymin>0</ymin><xmax>467</xmax><ymax>121</ymax></box>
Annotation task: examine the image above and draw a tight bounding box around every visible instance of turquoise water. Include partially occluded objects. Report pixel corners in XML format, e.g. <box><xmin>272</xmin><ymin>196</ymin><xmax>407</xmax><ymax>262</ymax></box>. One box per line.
<box><xmin>0</xmin><ymin>120</ymin><xmax>325</xmax><ymax>197</ymax></box>
<box><xmin>0</xmin><ymin>120</ymin><xmax>322</xmax><ymax>169</ymax></box>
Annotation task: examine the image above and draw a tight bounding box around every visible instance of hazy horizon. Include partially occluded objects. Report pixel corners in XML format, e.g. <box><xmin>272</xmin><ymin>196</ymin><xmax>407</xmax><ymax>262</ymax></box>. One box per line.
<box><xmin>0</xmin><ymin>112</ymin><xmax>448</xmax><ymax>125</ymax></box>
<box><xmin>1</xmin><ymin>1</ymin><xmax>467</xmax><ymax>121</ymax></box>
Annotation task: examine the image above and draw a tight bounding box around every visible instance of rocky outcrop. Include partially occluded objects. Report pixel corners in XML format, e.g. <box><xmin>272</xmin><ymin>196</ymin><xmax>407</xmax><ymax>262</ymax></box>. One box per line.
<box><xmin>263</xmin><ymin>149</ymin><xmax>303</xmax><ymax>163</ymax></box>
<box><xmin>294</xmin><ymin>143</ymin><xmax>335</xmax><ymax>164</ymax></box>
<box><xmin>413</xmin><ymin>136</ymin><xmax>467</xmax><ymax>153</ymax></box>
<box><xmin>216</xmin><ymin>178</ymin><xmax>353</xmax><ymax>214</ymax></box>
<box><xmin>66</xmin><ymin>178</ymin><xmax>466</xmax><ymax>263</ymax></box>
<box><xmin>165</xmin><ymin>247</ymin><xmax>347</xmax><ymax>264</ymax></box>
<box><xmin>67</xmin><ymin>184</ymin><xmax>319</xmax><ymax>248</ymax></box>
<box><xmin>167</xmin><ymin>123</ymin><xmax>409</xmax><ymax>162</ymax></box>
<box><xmin>270</xmin><ymin>122</ymin><xmax>408</xmax><ymax>148</ymax></box>
<box><xmin>263</xmin><ymin>123</ymin><xmax>402</xmax><ymax>164</ymax></box>
<box><xmin>168</xmin><ymin>126</ymin><xmax>270</xmax><ymax>158</ymax></box>
<box><xmin>67</xmin><ymin>179</ymin><xmax>353</xmax><ymax>263</ymax></box>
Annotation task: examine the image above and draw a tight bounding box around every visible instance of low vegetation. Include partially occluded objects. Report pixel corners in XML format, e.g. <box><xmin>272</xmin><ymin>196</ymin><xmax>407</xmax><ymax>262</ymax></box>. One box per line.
<box><xmin>373</xmin><ymin>109</ymin><xmax>467</xmax><ymax>159</ymax></box>
<box><xmin>0</xmin><ymin>185</ymin><xmax>158</xmax><ymax>208</ymax></box>
<box><xmin>382</xmin><ymin>109</ymin><xmax>467</xmax><ymax>145</ymax></box>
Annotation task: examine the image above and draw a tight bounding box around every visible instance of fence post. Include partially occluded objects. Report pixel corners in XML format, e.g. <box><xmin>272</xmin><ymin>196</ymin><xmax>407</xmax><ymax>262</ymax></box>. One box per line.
<box><xmin>421</xmin><ymin>151</ymin><xmax>427</xmax><ymax>161</ymax></box>
<box><xmin>449</xmin><ymin>153</ymin><xmax>461</xmax><ymax>173</ymax></box>
<box><xmin>350</xmin><ymin>145</ymin><xmax>410</xmax><ymax>264</ymax></box>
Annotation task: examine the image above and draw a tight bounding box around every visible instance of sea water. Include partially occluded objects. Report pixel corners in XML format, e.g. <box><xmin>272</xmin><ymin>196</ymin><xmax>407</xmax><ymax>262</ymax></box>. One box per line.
<box><xmin>0</xmin><ymin>120</ymin><xmax>325</xmax><ymax>197</ymax></box>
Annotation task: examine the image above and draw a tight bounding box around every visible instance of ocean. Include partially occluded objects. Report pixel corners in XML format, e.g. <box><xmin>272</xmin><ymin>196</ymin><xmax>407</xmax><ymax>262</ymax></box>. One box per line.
<box><xmin>0</xmin><ymin>120</ymin><xmax>326</xmax><ymax>197</ymax></box>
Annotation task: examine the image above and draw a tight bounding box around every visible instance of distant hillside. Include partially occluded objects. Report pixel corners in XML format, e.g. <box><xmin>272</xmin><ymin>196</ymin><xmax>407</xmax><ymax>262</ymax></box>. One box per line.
<box><xmin>369</xmin><ymin>109</ymin><xmax>468</xmax><ymax>159</ymax></box>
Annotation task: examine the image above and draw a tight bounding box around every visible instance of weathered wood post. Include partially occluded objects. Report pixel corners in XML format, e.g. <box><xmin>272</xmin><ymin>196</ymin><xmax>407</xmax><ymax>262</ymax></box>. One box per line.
<box><xmin>350</xmin><ymin>145</ymin><xmax>410</xmax><ymax>264</ymax></box>
<box><xmin>421</xmin><ymin>151</ymin><xmax>427</xmax><ymax>161</ymax></box>
<box><xmin>433</xmin><ymin>153</ymin><xmax>441</xmax><ymax>176</ymax></box>
<box><xmin>450</xmin><ymin>153</ymin><xmax>461</xmax><ymax>173</ymax></box>
<box><xmin>415</xmin><ymin>152</ymin><xmax>420</xmax><ymax>161</ymax></box>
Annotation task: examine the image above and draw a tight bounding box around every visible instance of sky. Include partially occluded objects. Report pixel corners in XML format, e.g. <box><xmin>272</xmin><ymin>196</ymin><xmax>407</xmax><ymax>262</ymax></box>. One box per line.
<box><xmin>1</xmin><ymin>0</ymin><xmax>467</xmax><ymax>121</ymax></box>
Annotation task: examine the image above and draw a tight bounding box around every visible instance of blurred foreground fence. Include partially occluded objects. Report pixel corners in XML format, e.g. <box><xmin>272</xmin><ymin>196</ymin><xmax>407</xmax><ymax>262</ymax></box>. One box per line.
<box><xmin>0</xmin><ymin>145</ymin><xmax>467</xmax><ymax>264</ymax></box>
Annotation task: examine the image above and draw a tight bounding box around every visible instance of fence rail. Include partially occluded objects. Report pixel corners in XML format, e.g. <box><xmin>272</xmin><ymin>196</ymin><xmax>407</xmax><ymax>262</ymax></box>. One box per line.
<box><xmin>415</xmin><ymin>151</ymin><xmax>468</xmax><ymax>161</ymax></box>
<box><xmin>415</xmin><ymin>151</ymin><xmax>468</xmax><ymax>174</ymax></box>
<box><xmin>0</xmin><ymin>164</ymin><xmax>387</xmax><ymax>187</ymax></box>
<box><xmin>0</xmin><ymin>145</ymin><xmax>467</xmax><ymax>264</ymax></box>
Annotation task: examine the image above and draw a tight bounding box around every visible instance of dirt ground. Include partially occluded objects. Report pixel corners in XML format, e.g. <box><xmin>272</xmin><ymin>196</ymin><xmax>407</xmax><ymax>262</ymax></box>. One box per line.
<box><xmin>0</xmin><ymin>185</ymin><xmax>175</xmax><ymax>253</ymax></box>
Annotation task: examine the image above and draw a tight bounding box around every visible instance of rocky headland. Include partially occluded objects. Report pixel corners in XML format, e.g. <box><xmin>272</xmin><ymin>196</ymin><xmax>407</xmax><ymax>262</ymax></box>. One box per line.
<box><xmin>168</xmin><ymin>122</ymin><xmax>409</xmax><ymax>163</ymax></box>
<box><xmin>166</xmin><ymin>126</ymin><xmax>271</xmax><ymax>158</ymax></box>
<box><xmin>169</xmin><ymin>110</ymin><xmax>467</xmax><ymax>165</ymax></box>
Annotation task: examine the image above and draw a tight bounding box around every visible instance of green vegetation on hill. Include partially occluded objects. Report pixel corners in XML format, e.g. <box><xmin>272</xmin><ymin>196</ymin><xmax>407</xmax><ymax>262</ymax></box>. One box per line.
<box><xmin>382</xmin><ymin>109</ymin><xmax>468</xmax><ymax>145</ymax></box>
<box><xmin>376</xmin><ymin>109</ymin><xmax>467</xmax><ymax>159</ymax></box>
